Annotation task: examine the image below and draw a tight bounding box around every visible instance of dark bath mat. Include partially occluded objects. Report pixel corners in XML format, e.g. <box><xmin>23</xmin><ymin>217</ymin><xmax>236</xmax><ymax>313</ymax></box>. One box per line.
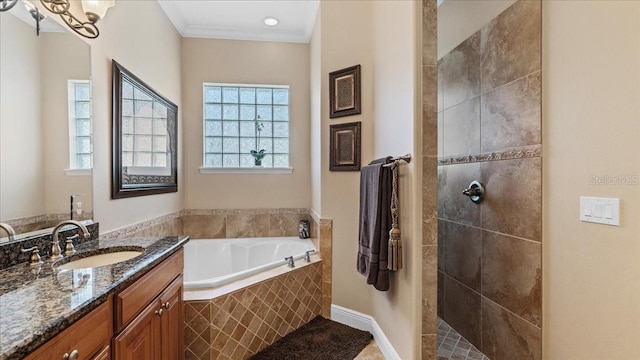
<box><xmin>250</xmin><ymin>316</ymin><xmax>373</xmax><ymax>360</ymax></box>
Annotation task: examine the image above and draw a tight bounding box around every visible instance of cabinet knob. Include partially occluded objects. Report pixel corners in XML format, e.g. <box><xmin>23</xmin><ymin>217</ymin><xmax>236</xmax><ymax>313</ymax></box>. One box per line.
<box><xmin>163</xmin><ymin>301</ymin><xmax>171</xmax><ymax>310</ymax></box>
<box><xmin>63</xmin><ymin>350</ymin><xmax>79</xmax><ymax>360</ymax></box>
<box><xmin>155</xmin><ymin>308</ymin><xmax>164</xmax><ymax>317</ymax></box>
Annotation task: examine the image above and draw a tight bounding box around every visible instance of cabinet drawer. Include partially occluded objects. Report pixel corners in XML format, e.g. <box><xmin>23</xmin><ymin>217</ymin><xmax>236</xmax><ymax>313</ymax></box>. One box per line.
<box><xmin>115</xmin><ymin>249</ymin><xmax>183</xmax><ymax>332</ymax></box>
<box><xmin>25</xmin><ymin>298</ymin><xmax>113</xmax><ymax>360</ymax></box>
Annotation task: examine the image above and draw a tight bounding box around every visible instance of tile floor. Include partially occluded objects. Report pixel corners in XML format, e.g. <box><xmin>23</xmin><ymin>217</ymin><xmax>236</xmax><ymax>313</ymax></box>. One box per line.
<box><xmin>354</xmin><ymin>341</ymin><xmax>385</xmax><ymax>360</ymax></box>
<box><xmin>437</xmin><ymin>318</ymin><xmax>490</xmax><ymax>360</ymax></box>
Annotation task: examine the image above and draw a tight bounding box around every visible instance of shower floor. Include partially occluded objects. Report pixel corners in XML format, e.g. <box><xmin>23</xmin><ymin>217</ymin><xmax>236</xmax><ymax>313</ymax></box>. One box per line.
<box><xmin>437</xmin><ymin>318</ymin><xmax>490</xmax><ymax>360</ymax></box>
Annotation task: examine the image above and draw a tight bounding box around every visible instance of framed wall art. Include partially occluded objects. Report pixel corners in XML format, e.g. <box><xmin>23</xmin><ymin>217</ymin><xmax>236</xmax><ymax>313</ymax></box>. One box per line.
<box><xmin>329</xmin><ymin>122</ymin><xmax>361</xmax><ymax>171</ymax></box>
<box><xmin>329</xmin><ymin>65</ymin><xmax>361</xmax><ymax>118</ymax></box>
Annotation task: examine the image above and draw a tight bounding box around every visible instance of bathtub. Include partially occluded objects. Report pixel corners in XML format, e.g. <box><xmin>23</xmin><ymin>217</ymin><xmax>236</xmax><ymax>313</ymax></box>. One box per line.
<box><xmin>183</xmin><ymin>236</ymin><xmax>316</xmax><ymax>290</ymax></box>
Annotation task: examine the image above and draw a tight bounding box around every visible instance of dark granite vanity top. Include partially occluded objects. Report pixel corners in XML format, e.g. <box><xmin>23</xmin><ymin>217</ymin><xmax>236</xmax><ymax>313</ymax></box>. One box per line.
<box><xmin>0</xmin><ymin>235</ymin><xmax>189</xmax><ymax>360</ymax></box>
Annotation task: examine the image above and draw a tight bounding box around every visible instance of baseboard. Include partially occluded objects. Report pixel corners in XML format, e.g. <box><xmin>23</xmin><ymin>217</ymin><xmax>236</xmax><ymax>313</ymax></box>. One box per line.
<box><xmin>331</xmin><ymin>304</ymin><xmax>401</xmax><ymax>360</ymax></box>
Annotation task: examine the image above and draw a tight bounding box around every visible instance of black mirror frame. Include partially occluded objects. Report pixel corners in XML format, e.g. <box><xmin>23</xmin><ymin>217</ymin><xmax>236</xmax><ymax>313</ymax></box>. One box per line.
<box><xmin>111</xmin><ymin>60</ymin><xmax>178</xmax><ymax>199</ymax></box>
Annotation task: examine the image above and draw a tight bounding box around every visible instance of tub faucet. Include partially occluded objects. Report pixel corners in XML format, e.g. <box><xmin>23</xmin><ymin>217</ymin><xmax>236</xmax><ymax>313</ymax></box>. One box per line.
<box><xmin>285</xmin><ymin>256</ymin><xmax>295</xmax><ymax>268</ymax></box>
<box><xmin>304</xmin><ymin>250</ymin><xmax>315</xmax><ymax>263</ymax></box>
<box><xmin>51</xmin><ymin>220</ymin><xmax>90</xmax><ymax>259</ymax></box>
<box><xmin>0</xmin><ymin>222</ymin><xmax>15</xmax><ymax>241</ymax></box>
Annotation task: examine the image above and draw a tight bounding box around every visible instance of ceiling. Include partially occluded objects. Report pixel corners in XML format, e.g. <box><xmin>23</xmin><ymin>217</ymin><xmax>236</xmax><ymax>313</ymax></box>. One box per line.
<box><xmin>157</xmin><ymin>0</ymin><xmax>320</xmax><ymax>43</ymax></box>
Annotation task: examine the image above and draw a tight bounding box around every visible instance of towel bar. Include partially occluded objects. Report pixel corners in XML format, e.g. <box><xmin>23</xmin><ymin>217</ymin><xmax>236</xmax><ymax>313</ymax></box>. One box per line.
<box><xmin>383</xmin><ymin>154</ymin><xmax>412</xmax><ymax>167</ymax></box>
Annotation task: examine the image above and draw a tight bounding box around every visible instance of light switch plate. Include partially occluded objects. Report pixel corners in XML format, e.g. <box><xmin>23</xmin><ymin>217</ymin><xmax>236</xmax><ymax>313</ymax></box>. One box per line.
<box><xmin>579</xmin><ymin>196</ymin><xmax>620</xmax><ymax>226</ymax></box>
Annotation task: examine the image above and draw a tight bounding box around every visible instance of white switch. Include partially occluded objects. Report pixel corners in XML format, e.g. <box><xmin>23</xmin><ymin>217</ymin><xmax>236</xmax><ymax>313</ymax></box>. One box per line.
<box><xmin>580</xmin><ymin>196</ymin><xmax>620</xmax><ymax>226</ymax></box>
<box><xmin>604</xmin><ymin>204</ymin><xmax>613</xmax><ymax>219</ymax></box>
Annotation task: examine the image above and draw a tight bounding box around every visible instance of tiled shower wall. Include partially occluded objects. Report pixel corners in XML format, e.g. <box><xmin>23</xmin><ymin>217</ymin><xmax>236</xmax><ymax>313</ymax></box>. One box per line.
<box><xmin>421</xmin><ymin>0</ymin><xmax>438</xmax><ymax>357</ymax></box>
<box><xmin>436</xmin><ymin>1</ymin><xmax>542</xmax><ymax>359</ymax></box>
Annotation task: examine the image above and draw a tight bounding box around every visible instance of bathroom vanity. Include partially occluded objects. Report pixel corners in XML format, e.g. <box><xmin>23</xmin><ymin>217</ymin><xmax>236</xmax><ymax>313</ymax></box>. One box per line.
<box><xmin>0</xmin><ymin>236</ymin><xmax>189</xmax><ymax>360</ymax></box>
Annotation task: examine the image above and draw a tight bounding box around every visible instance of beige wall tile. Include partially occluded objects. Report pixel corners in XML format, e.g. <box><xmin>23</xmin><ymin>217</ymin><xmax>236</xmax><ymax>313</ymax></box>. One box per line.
<box><xmin>422</xmin><ymin>245</ymin><xmax>438</xmax><ymax>335</ymax></box>
<box><xmin>480</xmin><ymin>0</ymin><xmax>541</xmax><ymax>93</ymax></box>
<box><xmin>443</xmin><ymin>97</ymin><xmax>481</xmax><ymax>157</ymax></box>
<box><xmin>423</xmin><ymin>66</ymin><xmax>439</xmax><ymax>156</ymax></box>
<box><xmin>422</xmin><ymin>156</ymin><xmax>438</xmax><ymax>246</ymax></box>
<box><xmin>481</xmin><ymin>157</ymin><xmax>541</xmax><ymax>241</ymax></box>
<box><xmin>482</xmin><ymin>298</ymin><xmax>541</xmax><ymax>360</ymax></box>
<box><xmin>443</xmin><ymin>275</ymin><xmax>481</xmax><ymax>349</ymax></box>
<box><xmin>482</xmin><ymin>231</ymin><xmax>541</xmax><ymax>326</ymax></box>
<box><xmin>183</xmin><ymin>215</ymin><xmax>226</xmax><ymax>239</ymax></box>
<box><xmin>481</xmin><ymin>71</ymin><xmax>541</xmax><ymax>152</ymax></box>
<box><xmin>226</xmin><ymin>214</ymin><xmax>270</xmax><ymax>238</ymax></box>
<box><xmin>443</xmin><ymin>221</ymin><xmax>482</xmax><ymax>292</ymax></box>
<box><xmin>269</xmin><ymin>213</ymin><xmax>309</xmax><ymax>237</ymax></box>
<box><xmin>438</xmin><ymin>162</ymin><xmax>481</xmax><ymax>227</ymax></box>
<box><xmin>441</xmin><ymin>31</ymin><xmax>481</xmax><ymax>110</ymax></box>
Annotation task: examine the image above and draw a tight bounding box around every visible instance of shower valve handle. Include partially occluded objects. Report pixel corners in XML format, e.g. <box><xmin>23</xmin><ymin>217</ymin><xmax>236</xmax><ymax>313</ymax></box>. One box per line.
<box><xmin>462</xmin><ymin>181</ymin><xmax>485</xmax><ymax>204</ymax></box>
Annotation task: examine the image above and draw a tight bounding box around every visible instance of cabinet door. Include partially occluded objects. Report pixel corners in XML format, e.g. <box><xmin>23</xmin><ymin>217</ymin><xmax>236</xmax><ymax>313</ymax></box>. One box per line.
<box><xmin>91</xmin><ymin>346</ymin><xmax>110</xmax><ymax>360</ymax></box>
<box><xmin>159</xmin><ymin>275</ymin><xmax>184</xmax><ymax>360</ymax></box>
<box><xmin>113</xmin><ymin>298</ymin><xmax>162</xmax><ymax>360</ymax></box>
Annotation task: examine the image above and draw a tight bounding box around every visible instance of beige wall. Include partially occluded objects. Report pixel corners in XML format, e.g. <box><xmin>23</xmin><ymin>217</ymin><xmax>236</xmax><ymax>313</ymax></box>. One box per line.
<box><xmin>0</xmin><ymin>14</ymin><xmax>45</xmax><ymax>221</ymax></box>
<box><xmin>88</xmin><ymin>0</ymin><xmax>183</xmax><ymax>233</ymax></box>
<box><xmin>181</xmin><ymin>38</ymin><xmax>311</xmax><ymax>210</ymax></box>
<box><xmin>40</xmin><ymin>32</ymin><xmax>92</xmax><ymax>216</ymax></box>
<box><xmin>310</xmin><ymin>9</ymin><xmax>322</xmax><ymax>215</ymax></box>
<box><xmin>313</xmin><ymin>1</ymin><xmax>422</xmax><ymax>358</ymax></box>
<box><xmin>543</xmin><ymin>1</ymin><xmax>640</xmax><ymax>358</ymax></box>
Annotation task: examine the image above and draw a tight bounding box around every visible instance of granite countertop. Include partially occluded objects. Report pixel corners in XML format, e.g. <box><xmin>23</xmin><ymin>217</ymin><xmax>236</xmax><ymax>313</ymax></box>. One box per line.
<box><xmin>0</xmin><ymin>235</ymin><xmax>189</xmax><ymax>360</ymax></box>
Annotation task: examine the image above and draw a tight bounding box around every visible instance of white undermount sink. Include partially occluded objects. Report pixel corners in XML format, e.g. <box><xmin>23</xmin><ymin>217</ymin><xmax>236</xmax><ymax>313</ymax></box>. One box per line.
<box><xmin>54</xmin><ymin>248</ymin><xmax>144</xmax><ymax>270</ymax></box>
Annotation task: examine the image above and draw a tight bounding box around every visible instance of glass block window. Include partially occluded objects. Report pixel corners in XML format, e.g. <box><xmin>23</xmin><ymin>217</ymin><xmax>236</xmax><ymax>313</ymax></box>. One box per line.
<box><xmin>121</xmin><ymin>79</ymin><xmax>169</xmax><ymax>168</ymax></box>
<box><xmin>67</xmin><ymin>80</ymin><xmax>92</xmax><ymax>169</ymax></box>
<box><xmin>203</xmin><ymin>83</ymin><xmax>290</xmax><ymax>168</ymax></box>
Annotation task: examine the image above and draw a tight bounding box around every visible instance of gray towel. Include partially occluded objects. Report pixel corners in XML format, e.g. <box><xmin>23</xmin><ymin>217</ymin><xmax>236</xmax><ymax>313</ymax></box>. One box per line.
<box><xmin>357</xmin><ymin>157</ymin><xmax>392</xmax><ymax>291</ymax></box>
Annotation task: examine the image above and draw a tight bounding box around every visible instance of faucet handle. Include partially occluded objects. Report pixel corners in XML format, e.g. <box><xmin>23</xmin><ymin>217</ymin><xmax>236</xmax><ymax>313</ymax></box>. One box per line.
<box><xmin>21</xmin><ymin>246</ymin><xmax>43</xmax><ymax>265</ymax></box>
<box><xmin>304</xmin><ymin>250</ymin><xmax>315</xmax><ymax>262</ymax></box>
<box><xmin>65</xmin><ymin>234</ymin><xmax>78</xmax><ymax>255</ymax></box>
<box><xmin>285</xmin><ymin>256</ymin><xmax>295</xmax><ymax>268</ymax></box>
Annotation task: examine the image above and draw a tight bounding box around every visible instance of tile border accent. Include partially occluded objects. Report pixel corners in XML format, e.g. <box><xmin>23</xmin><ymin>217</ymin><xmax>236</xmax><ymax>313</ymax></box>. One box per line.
<box><xmin>183</xmin><ymin>208</ymin><xmax>309</xmax><ymax>216</ymax></box>
<box><xmin>331</xmin><ymin>304</ymin><xmax>401</xmax><ymax>360</ymax></box>
<box><xmin>438</xmin><ymin>144</ymin><xmax>541</xmax><ymax>165</ymax></box>
<box><xmin>100</xmin><ymin>211</ymin><xmax>182</xmax><ymax>239</ymax></box>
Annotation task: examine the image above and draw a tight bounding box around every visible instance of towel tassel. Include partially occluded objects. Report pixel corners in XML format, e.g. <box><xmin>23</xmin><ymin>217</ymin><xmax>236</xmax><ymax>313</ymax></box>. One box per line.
<box><xmin>389</xmin><ymin>225</ymin><xmax>402</xmax><ymax>271</ymax></box>
<box><xmin>388</xmin><ymin>161</ymin><xmax>403</xmax><ymax>271</ymax></box>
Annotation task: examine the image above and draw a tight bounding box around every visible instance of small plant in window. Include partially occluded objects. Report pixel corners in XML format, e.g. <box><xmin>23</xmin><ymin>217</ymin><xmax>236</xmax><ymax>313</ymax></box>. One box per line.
<box><xmin>250</xmin><ymin>116</ymin><xmax>266</xmax><ymax>166</ymax></box>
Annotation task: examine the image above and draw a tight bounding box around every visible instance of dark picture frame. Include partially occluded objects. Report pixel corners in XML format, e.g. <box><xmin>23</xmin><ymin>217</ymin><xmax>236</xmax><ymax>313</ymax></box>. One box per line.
<box><xmin>329</xmin><ymin>65</ymin><xmax>361</xmax><ymax>118</ymax></box>
<box><xmin>329</xmin><ymin>122</ymin><xmax>361</xmax><ymax>171</ymax></box>
<box><xmin>112</xmin><ymin>60</ymin><xmax>178</xmax><ymax>199</ymax></box>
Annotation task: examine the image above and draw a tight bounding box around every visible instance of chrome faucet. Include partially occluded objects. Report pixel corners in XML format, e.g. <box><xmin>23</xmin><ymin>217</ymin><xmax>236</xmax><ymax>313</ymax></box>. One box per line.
<box><xmin>51</xmin><ymin>220</ymin><xmax>90</xmax><ymax>259</ymax></box>
<box><xmin>304</xmin><ymin>250</ymin><xmax>315</xmax><ymax>263</ymax></box>
<box><xmin>0</xmin><ymin>222</ymin><xmax>15</xmax><ymax>241</ymax></box>
<box><xmin>285</xmin><ymin>256</ymin><xmax>295</xmax><ymax>268</ymax></box>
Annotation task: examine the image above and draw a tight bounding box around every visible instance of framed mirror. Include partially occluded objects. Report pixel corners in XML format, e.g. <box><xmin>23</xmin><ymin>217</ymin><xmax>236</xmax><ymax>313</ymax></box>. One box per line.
<box><xmin>112</xmin><ymin>60</ymin><xmax>178</xmax><ymax>199</ymax></box>
<box><xmin>1</xmin><ymin>6</ymin><xmax>93</xmax><ymax>242</ymax></box>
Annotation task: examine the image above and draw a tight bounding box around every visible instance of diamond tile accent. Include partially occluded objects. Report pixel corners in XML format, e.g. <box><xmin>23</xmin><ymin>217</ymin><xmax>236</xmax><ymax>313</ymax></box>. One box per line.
<box><xmin>184</xmin><ymin>262</ymin><xmax>322</xmax><ymax>360</ymax></box>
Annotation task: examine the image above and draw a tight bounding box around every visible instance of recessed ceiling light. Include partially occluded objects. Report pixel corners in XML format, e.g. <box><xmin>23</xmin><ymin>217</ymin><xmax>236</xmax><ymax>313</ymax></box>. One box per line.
<box><xmin>264</xmin><ymin>17</ymin><xmax>279</xmax><ymax>26</ymax></box>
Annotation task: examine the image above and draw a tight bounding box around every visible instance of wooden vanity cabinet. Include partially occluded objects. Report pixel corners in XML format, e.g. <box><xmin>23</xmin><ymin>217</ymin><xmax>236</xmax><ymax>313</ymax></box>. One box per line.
<box><xmin>24</xmin><ymin>297</ymin><xmax>113</xmax><ymax>360</ymax></box>
<box><xmin>113</xmin><ymin>249</ymin><xmax>184</xmax><ymax>360</ymax></box>
<box><xmin>24</xmin><ymin>248</ymin><xmax>184</xmax><ymax>360</ymax></box>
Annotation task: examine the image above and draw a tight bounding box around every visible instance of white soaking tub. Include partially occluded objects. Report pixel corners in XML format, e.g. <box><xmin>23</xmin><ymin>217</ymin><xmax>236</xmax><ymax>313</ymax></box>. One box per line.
<box><xmin>183</xmin><ymin>236</ymin><xmax>316</xmax><ymax>290</ymax></box>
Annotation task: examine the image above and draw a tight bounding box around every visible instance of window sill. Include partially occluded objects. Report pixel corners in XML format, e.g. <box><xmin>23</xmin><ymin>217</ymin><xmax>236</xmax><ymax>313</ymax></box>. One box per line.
<box><xmin>199</xmin><ymin>167</ymin><xmax>293</xmax><ymax>175</ymax></box>
<box><xmin>64</xmin><ymin>168</ymin><xmax>92</xmax><ymax>176</ymax></box>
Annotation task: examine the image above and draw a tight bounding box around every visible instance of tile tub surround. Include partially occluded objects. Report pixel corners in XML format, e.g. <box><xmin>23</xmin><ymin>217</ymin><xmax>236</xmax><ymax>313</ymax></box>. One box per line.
<box><xmin>437</xmin><ymin>0</ymin><xmax>541</xmax><ymax>358</ymax></box>
<box><xmin>184</xmin><ymin>261</ymin><xmax>322</xmax><ymax>360</ymax></box>
<box><xmin>102</xmin><ymin>208</ymin><xmax>333</xmax><ymax>319</ymax></box>
<box><xmin>0</xmin><ymin>222</ymin><xmax>99</xmax><ymax>270</ymax></box>
<box><xmin>0</xmin><ymin>235</ymin><xmax>189</xmax><ymax>360</ymax></box>
<box><xmin>100</xmin><ymin>208</ymin><xmax>311</xmax><ymax>240</ymax></box>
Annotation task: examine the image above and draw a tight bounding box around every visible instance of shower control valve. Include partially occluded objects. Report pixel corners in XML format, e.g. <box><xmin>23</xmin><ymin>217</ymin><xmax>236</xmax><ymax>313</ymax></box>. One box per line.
<box><xmin>463</xmin><ymin>181</ymin><xmax>485</xmax><ymax>204</ymax></box>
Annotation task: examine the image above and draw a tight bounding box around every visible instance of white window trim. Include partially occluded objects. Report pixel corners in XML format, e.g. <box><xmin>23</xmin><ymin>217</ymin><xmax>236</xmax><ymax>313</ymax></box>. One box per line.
<box><xmin>202</xmin><ymin>83</ymin><xmax>292</xmax><ymax>170</ymax></box>
<box><xmin>66</xmin><ymin>79</ymin><xmax>92</xmax><ymax>175</ymax></box>
<box><xmin>64</xmin><ymin>168</ymin><xmax>92</xmax><ymax>176</ymax></box>
<box><xmin>199</xmin><ymin>167</ymin><xmax>293</xmax><ymax>175</ymax></box>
